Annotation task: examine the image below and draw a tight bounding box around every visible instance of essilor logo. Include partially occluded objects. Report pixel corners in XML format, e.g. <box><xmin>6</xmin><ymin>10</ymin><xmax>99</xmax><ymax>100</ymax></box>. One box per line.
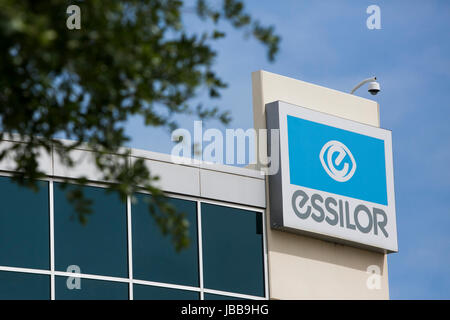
<box><xmin>319</xmin><ymin>140</ymin><xmax>356</xmax><ymax>182</ymax></box>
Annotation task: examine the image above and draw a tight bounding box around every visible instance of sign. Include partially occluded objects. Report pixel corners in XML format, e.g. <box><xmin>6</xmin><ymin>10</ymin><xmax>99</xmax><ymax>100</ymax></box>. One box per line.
<box><xmin>266</xmin><ymin>101</ymin><xmax>398</xmax><ymax>252</ymax></box>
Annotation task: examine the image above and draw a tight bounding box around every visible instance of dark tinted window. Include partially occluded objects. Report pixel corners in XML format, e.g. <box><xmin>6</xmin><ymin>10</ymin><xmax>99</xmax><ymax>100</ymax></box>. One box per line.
<box><xmin>0</xmin><ymin>271</ymin><xmax>50</xmax><ymax>300</ymax></box>
<box><xmin>55</xmin><ymin>276</ymin><xmax>128</xmax><ymax>300</ymax></box>
<box><xmin>204</xmin><ymin>293</ymin><xmax>244</xmax><ymax>300</ymax></box>
<box><xmin>132</xmin><ymin>194</ymin><xmax>199</xmax><ymax>286</ymax></box>
<box><xmin>0</xmin><ymin>177</ymin><xmax>49</xmax><ymax>270</ymax></box>
<box><xmin>201</xmin><ymin>203</ymin><xmax>264</xmax><ymax>297</ymax></box>
<box><xmin>133</xmin><ymin>284</ymin><xmax>199</xmax><ymax>300</ymax></box>
<box><xmin>54</xmin><ymin>183</ymin><xmax>128</xmax><ymax>278</ymax></box>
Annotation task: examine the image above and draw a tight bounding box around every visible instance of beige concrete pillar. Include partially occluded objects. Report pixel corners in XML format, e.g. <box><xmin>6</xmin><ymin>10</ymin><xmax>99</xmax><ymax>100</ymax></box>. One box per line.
<box><xmin>252</xmin><ymin>70</ymin><xmax>389</xmax><ymax>299</ymax></box>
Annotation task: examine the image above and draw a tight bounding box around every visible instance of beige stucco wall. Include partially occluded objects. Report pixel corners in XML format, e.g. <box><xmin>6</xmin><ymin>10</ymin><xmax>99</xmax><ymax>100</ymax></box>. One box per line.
<box><xmin>252</xmin><ymin>70</ymin><xmax>389</xmax><ymax>299</ymax></box>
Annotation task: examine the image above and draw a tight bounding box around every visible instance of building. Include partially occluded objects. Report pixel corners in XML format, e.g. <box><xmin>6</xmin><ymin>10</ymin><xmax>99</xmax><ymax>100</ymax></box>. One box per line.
<box><xmin>0</xmin><ymin>71</ymin><xmax>397</xmax><ymax>300</ymax></box>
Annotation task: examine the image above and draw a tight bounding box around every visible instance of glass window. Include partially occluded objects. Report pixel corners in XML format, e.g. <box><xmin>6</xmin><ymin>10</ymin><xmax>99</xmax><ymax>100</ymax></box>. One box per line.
<box><xmin>0</xmin><ymin>271</ymin><xmax>50</xmax><ymax>300</ymax></box>
<box><xmin>55</xmin><ymin>276</ymin><xmax>128</xmax><ymax>300</ymax></box>
<box><xmin>132</xmin><ymin>194</ymin><xmax>199</xmax><ymax>287</ymax></box>
<box><xmin>201</xmin><ymin>203</ymin><xmax>265</xmax><ymax>297</ymax></box>
<box><xmin>133</xmin><ymin>284</ymin><xmax>199</xmax><ymax>300</ymax></box>
<box><xmin>204</xmin><ymin>293</ymin><xmax>245</xmax><ymax>300</ymax></box>
<box><xmin>0</xmin><ymin>176</ymin><xmax>49</xmax><ymax>270</ymax></box>
<box><xmin>54</xmin><ymin>183</ymin><xmax>128</xmax><ymax>278</ymax></box>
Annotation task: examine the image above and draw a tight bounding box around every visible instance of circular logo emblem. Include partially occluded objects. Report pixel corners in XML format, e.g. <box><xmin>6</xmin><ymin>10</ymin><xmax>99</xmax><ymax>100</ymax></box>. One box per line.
<box><xmin>319</xmin><ymin>140</ymin><xmax>356</xmax><ymax>182</ymax></box>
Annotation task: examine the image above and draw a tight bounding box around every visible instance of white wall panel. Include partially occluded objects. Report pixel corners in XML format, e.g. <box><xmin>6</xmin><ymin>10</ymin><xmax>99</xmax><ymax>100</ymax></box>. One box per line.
<box><xmin>200</xmin><ymin>169</ymin><xmax>266</xmax><ymax>208</ymax></box>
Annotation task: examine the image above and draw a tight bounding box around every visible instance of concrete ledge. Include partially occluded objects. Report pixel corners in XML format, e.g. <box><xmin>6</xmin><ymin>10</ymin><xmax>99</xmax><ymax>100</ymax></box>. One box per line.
<box><xmin>0</xmin><ymin>137</ymin><xmax>266</xmax><ymax>208</ymax></box>
<box><xmin>132</xmin><ymin>156</ymin><xmax>201</xmax><ymax>197</ymax></box>
<box><xmin>200</xmin><ymin>169</ymin><xmax>266</xmax><ymax>208</ymax></box>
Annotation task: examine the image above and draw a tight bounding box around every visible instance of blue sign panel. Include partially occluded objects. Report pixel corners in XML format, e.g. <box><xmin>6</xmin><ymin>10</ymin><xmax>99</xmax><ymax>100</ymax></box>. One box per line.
<box><xmin>287</xmin><ymin>116</ymin><xmax>387</xmax><ymax>205</ymax></box>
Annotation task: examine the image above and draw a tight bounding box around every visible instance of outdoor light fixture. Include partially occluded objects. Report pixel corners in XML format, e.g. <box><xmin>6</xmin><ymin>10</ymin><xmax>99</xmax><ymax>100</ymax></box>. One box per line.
<box><xmin>350</xmin><ymin>77</ymin><xmax>380</xmax><ymax>95</ymax></box>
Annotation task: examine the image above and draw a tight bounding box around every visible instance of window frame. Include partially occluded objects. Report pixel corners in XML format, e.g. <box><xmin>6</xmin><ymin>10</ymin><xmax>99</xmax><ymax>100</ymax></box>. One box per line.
<box><xmin>0</xmin><ymin>172</ymin><xmax>269</xmax><ymax>300</ymax></box>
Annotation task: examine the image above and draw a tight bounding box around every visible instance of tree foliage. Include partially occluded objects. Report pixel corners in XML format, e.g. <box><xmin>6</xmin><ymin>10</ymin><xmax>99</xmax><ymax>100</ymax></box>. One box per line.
<box><xmin>0</xmin><ymin>0</ymin><xmax>280</xmax><ymax>250</ymax></box>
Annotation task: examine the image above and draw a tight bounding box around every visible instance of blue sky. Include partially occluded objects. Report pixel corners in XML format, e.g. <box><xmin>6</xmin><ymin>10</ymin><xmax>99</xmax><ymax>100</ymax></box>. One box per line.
<box><xmin>125</xmin><ymin>1</ymin><xmax>450</xmax><ymax>299</ymax></box>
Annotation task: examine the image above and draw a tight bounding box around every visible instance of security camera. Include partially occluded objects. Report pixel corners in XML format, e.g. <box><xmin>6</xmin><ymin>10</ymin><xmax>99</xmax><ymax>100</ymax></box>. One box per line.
<box><xmin>367</xmin><ymin>80</ymin><xmax>380</xmax><ymax>95</ymax></box>
<box><xmin>350</xmin><ymin>76</ymin><xmax>381</xmax><ymax>96</ymax></box>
